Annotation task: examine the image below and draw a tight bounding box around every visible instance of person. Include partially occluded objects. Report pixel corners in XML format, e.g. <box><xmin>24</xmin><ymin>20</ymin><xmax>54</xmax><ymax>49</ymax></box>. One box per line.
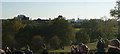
<box><xmin>96</xmin><ymin>37</ymin><xmax>105</xmax><ymax>54</ymax></box>
<box><xmin>11</xmin><ymin>48</ymin><xmax>24</xmax><ymax>54</ymax></box>
<box><xmin>5</xmin><ymin>47</ymin><xmax>12</xmax><ymax>54</ymax></box>
<box><xmin>107</xmin><ymin>39</ymin><xmax>120</xmax><ymax>54</ymax></box>
<box><xmin>71</xmin><ymin>44</ymin><xmax>75</xmax><ymax>54</ymax></box>
<box><xmin>42</xmin><ymin>44</ymin><xmax>48</xmax><ymax>54</ymax></box>
<box><xmin>80</xmin><ymin>44</ymin><xmax>89</xmax><ymax>54</ymax></box>
<box><xmin>78</xmin><ymin>42</ymin><xmax>84</xmax><ymax>54</ymax></box>
<box><xmin>71</xmin><ymin>43</ymin><xmax>78</xmax><ymax>54</ymax></box>
<box><xmin>0</xmin><ymin>49</ymin><xmax>5</xmax><ymax>54</ymax></box>
<box><xmin>24</xmin><ymin>45</ymin><xmax>33</xmax><ymax>54</ymax></box>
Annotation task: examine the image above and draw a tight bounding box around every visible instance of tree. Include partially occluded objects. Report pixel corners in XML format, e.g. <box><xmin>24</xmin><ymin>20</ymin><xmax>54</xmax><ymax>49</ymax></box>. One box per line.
<box><xmin>80</xmin><ymin>19</ymin><xmax>116</xmax><ymax>42</ymax></box>
<box><xmin>2</xmin><ymin>19</ymin><xmax>23</xmax><ymax>48</ymax></box>
<box><xmin>14</xmin><ymin>15</ymin><xmax>75</xmax><ymax>49</ymax></box>
<box><xmin>80</xmin><ymin>19</ymin><xmax>100</xmax><ymax>42</ymax></box>
<box><xmin>31</xmin><ymin>35</ymin><xmax>44</xmax><ymax>52</ymax></box>
<box><xmin>51</xmin><ymin>15</ymin><xmax>75</xmax><ymax>46</ymax></box>
<box><xmin>75</xmin><ymin>29</ymin><xmax>90</xmax><ymax>44</ymax></box>
<box><xmin>49</xmin><ymin>36</ymin><xmax>61</xmax><ymax>50</ymax></box>
<box><xmin>110</xmin><ymin>9</ymin><xmax>120</xmax><ymax>18</ymax></box>
<box><xmin>15</xmin><ymin>24</ymin><xmax>37</xmax><ymax>47</ymax></box>
<box><xmin>110</xmin><ymin>1</ymin><xmax>120</xmax><ymax>40</ymax></box>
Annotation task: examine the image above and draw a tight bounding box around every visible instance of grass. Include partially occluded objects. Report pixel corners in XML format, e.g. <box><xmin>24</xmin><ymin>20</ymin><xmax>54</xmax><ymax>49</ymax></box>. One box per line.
<box><xmin>49</xmin><ymin>46</ymin><xmax>71</xmax><ymax>52</ymax></box>
<box><xmin>49</xmin><ymin>42</ymin><xmax>97</xmax><ymax>52</ymax></box>
<box><xmin>49</xmin><ymin>42</ymin><xmax>109</xmax><ymax>53</ymax></box>
<box><xmin>86</xmin><ymin>42</ymin><xmax>97</xmax><ymax>51</ymax></box>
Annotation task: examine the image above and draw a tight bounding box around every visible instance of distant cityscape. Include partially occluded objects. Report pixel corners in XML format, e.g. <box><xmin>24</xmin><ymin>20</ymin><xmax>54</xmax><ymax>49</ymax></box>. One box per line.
<box><xmin>3</xmin><ymin>14</ymin><xmax>118</xmax><ymax>25</ymax></box>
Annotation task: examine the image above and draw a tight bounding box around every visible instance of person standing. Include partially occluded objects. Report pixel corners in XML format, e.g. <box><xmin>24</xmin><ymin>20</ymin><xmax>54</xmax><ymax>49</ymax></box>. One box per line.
<box><xmin>5</xmin><ymin>47</ymin><xmax>12</xmax><ymax>54</ymax></box>
<box><xmin>24</xmin><ymin>45</ymin><xmax>33</xmax><ymax>54</ymax></box>
<box><xmin>42</xmin><ymin>44</ymin><xmax>48</xmax><ymax>54</ymax></box>
<box><xmin>11</xmin><ymin>48</ymin><xmax>24</xmax><ymax>54</ymax></box>
<box><xmin>97</xmin><ymin>37</ymin><xmax>105</xmax><ymax>54</ymax></box>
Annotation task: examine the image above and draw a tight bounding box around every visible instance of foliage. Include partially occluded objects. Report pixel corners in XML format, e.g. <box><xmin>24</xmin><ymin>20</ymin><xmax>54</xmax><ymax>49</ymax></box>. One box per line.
<box><xmin>49</xmin><ymin>36</ymin><xmax>61</xmax><ymax>50</ymax></box>
<box><xmin>31</xmin><ymin>35</ymin><xmax>44</xmax><ymax>51</ymax></box>
<box><xmin>2</xmin><ymin>19</ymin><xmax>23</xmax><ymax>48</ymax></box>
<box><xmin>110</xmin><ymin>1</ymin><xmax>120</xmax><ymax>40</ymax></box>
<box><xmin>78</xmin><ymin>19</ymin><xmax>117</xmax><ymax>42</ymax></box>
<box><xmin>110</xmin><ymin>9</ymin><xmax>120</xmax><ymax>18</ymax></box>
<box><xmin>11</xmin><ymin>15</ymin><xmax>75</xmax><ymax>49</ymax></box>
<box><xmin>51</xmin><ymin>16</ymin><xmax>75</xmax><ymax>46</ymax></box>
<box><xmin>75</xmin><ymin>28</ymin><xmax>90</xmax><ymax>44</ymax></box>
<box><xmin>2</xmin><ymin>15</ymin><xmax>118</xmax><ymax>50</ymax></box>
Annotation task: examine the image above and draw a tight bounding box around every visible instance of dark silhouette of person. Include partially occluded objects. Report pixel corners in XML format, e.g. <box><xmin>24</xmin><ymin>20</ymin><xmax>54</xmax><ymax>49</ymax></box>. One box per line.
<box><xmin>11</xmin><ymin>48</ymin><xmax>24</xmax><ymax>54</ymax></box>
<box><xmin>5</xmin><ymin>47</ymin><xmax>12</xmax><ymax>54</ymax></box>
<box><xmin>80</xmin><ymin>44</ymin><xmax>89</xmax><ymax>54</ymax></box>
<box><xmin>107</xmin><ymin>39</ymin><xmax>120</xmax><ymax>54</ymax></box>
<box><xmin>42</xmin><ymin>44</ymin><xmax>48</xmax><ymax>54</ymax></box>
<box><xmin>78</xmin><ymin>42</ymin><xmax>84</xmax><ymax>54</ymax></box>
<box><xmin>24</xmin><ymin>45</ymin><xmax>33</xmax><ymax>54</ymax></box>
<box><xmin>71</xmin><ymin>43</ymin><xmax>80</xmax><ymax>54</ymax></box>
<box><xmin>97</xmin><ymin>37</ymin><xmax>105</xmax><ymax>54</ymax></box>
<box><xmin>0</xmin><ymin>49</ymin><xmax>5</xmax><ymax>54</ymax></box>
<box><xmin>71</xmin><ymin>44</ymin><xmax>75</xmax><ymax>54</ymax></box>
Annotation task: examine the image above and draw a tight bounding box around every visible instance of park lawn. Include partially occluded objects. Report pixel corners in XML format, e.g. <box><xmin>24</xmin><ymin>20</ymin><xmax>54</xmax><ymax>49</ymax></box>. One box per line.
<box><xmin>49</xmin><ymin>46</ymin><xmax>71</xmax><ymax>52</ymax></box>
<box><xmin>49</xmin><ymin>42</ymin><xmax>108</xmax><ymax>53</ymax></box>
<box><xmin>86</xmin><ymin>42</ymin><xmax>97</xmax><ymax>51</ymax></box>
<box><xmin>49</xmin><ymin>42</ymin><xmax>97</xmax><ymax>52</ymax></box>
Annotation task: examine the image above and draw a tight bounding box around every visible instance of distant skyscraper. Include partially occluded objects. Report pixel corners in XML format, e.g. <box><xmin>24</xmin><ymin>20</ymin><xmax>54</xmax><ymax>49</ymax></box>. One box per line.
<box><xmin>15</xmin><ymin>15</ymin><xmax>29</xmax><ymax>20</ymax></box>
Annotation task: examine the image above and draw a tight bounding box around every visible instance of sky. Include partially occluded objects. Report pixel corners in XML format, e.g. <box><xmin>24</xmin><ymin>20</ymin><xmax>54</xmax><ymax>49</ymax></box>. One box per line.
<box><xmin>1</xmin><ymin>0</ymin><xmax>118</xmax><ymax>19</ymax></box>
<box><xmin>1</xmin><ymin>0</ymin><xmax>117</xmax><ymax>2</ymax></box>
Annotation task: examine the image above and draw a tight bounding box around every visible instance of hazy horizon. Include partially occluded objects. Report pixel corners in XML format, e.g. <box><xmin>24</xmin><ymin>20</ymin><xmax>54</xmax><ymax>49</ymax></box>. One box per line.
<box><xmin>2</xmin><ymin>2</ymin><xmax>116</xmax><ymax>20</ymax></box>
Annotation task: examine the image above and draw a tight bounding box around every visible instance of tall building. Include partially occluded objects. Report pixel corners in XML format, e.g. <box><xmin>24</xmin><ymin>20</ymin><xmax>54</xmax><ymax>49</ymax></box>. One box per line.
<box><xmin>14</xmin><ymin>15</ymin><xmax>29</xmax><ymax>20</ymax></box>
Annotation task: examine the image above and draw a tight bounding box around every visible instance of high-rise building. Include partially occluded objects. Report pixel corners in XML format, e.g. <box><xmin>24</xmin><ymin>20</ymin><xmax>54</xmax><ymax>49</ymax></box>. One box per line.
<box><xmin>14</xmin><ymin>15</ymin><xmax>29</xmax><ymax>20</ymax></box>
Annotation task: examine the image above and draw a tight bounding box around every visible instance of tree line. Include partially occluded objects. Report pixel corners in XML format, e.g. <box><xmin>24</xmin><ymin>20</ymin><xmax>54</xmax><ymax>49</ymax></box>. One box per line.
<box><xmin>2</xmin><ymin>15</ymin><xmax>119</xmax><ymax>52</ymax></box>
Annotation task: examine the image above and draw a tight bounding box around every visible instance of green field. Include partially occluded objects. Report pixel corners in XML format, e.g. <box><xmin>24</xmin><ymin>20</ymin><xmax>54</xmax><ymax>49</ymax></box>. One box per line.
<box><xmin>49</xmin><ymin>42</ymin><xmax>108</xmax><ymax>53</ymax></box>
<box><xmin>49</xmin><ymin>42</ymin><xmax>97</xmax><ymax>52</ymax></box>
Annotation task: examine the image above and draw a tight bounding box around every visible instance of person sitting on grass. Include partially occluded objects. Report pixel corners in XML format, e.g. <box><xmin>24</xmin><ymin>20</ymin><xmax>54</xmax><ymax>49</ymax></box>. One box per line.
<box><xmin>80</xmin><ymin>44</ymin><xmax>89</xmax><ymax>54</ymax></box>
<box><xmin>71</xmin><ymin>43</ymin><xmax>78</xmax><ymax>54</ymax></box>
<box><xmin>78</xmin><ymin>42</ymin><xmax>84</xmax><ymax>53</ymax></box>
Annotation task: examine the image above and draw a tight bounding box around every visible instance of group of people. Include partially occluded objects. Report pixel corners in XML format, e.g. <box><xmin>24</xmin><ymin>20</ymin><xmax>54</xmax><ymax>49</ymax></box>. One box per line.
<box><xmin>71</xmin><ymin>37</ymin><xmax>120</xmax><ymax>54</ymax></box>
<box><xmin>71</xmin><ymin>42</ymin><xmax>89</xmax><ymax>54</ymax></box>
<box><xmin>107</xmin><ymin>39</ymin><xmax>120</xmax><ymax>54</ymax></box>
<box><xmin>1</xmin><ymin>38</ymin><xmax>120</xmax><ymax>54</ymax></box>
<box><xmin>0</xmin><ymin>44</ymin><xmax>48</xmax><ymax>54</ymax></box>
<box><xmin>97</xmin><ymin>37</ymin><xmax>120</xmax><ymax>54</ymax></box>
<box><xmin>0</xmin><ymin>45</ymin><xmax>33</xmax><ymax>54</ymax></box>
